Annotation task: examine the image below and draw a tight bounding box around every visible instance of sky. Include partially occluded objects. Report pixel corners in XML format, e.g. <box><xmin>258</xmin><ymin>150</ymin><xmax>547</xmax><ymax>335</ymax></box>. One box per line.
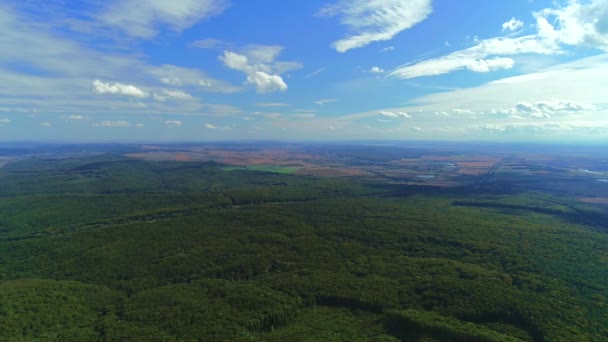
<box><xmin>1</xmin><ymin>0</ymin><xmax>608</xmax><ymax>142</ymax></box>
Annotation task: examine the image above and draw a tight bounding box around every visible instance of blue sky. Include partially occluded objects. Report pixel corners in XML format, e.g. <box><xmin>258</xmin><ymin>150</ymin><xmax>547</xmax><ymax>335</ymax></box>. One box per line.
<box><xmin>1</xmin><ymin>0</ymin><xmax>608</xmax><ymax>141</ymax></box>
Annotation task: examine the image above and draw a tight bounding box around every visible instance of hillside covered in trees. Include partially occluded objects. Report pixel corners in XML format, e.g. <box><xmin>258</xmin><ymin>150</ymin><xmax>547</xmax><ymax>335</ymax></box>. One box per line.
<box><xmin>0</xmin><ymin>145</ymin><xmax>607</xmax><ymax>341</ymax></box>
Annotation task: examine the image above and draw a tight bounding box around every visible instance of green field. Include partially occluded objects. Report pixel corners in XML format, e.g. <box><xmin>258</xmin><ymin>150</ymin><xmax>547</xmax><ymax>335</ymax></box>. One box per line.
<box><xmin>220</xmin><ymin>164</ymin><xmax>301</xmax><ymax>174</ymax></box>
<box><xmin>0</xmin><ymin>152</ymin><xmax>606</xmax><ymax>341</ymax></box>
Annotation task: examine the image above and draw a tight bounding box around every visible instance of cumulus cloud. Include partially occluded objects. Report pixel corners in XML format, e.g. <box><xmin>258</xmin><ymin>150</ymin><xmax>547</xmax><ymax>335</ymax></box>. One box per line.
<box><xmin>165</xmin><ymin>120</ymin><xmax>182</xmax><ymax>127</ymax></box>
<box><xmin>369</xmin><ymin>66</ymin><xmax>385</xmax><ymax>73</ymax></box>
<box><xmin>246</xmin><ymin>71</ymin><xmax>287</xmax><ymax>93</ymax></box>
<box><xmin>315</xmin><ymin>99</ymin><xmax>338</xmax><ymax>105</ymax></box>
<box><xmin>219</xmin><ymin>47</ymin><xmax>300</xmax><ymax>93</ymax></box>
<box><xmin>67</xmin><ymin>115</ymin><xmax>88</xmax><ymax>120</ymax></box>
<box><xmin>204</xmin><ymin>123</ymin><xmax>217</xmax><ymax>129</ymax></box>
<box><xmin>390</xmin><ymin>0</ymin><xmax>608</xmax><ymax>79</ymax></box>
<box><xmin>502</xmin><ymin>18</ymin><xmax>524</xmax><ymax>32</ymax></box>
<box><xmin>98</xmin><ymin>0</ymin><xmax>228</xmax><ymax>39</ymax></box>
<box><xmin>92</xmin><ymin>80</ymin><xmax>147</xmax><ymax>98</ymax></box>
<box><xmin>135</xmin><ymin>123</ymin><xmax>144</xmax><ymax>128</ymax></box>
<box><xmin>318</xmin><ymin>0</ymin><xmax>433</xmax><ymax>52</ymax></box>
<box><xmin>379</xmin><ymin>111</ymin><xmax>412</xmax><ymax>118</ymax></box>
<box><xmin>536</xmin><ymin>0</ymin><xmax>608</xmax><ymax>50</ymax></box>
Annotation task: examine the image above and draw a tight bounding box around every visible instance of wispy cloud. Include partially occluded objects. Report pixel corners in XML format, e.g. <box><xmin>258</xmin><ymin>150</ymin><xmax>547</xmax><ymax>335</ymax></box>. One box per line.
<box><xmin>318</xmin><ymin>0</ymin><xmax>432</xmax><ymax>52</ymax></box>
<box><xmin>191</xmin><ymin>38</ymin><xmax>226</xmax><ymax>49</ymax></box>
<box><xmin>204</xmin><ymin>123</ymin><xmax>232</xmax><ymax>130</ymax></box>
<box><xmin>379</xmin><ymin>111</ymin><xmax>411</xmax><ymax>118</ymax></box>
<box><xmin>256</xmin><ymin>102</ymin><xmax>290</xmax><ymax>107</ymax></box>
<box><xmin>315</xmin><ymin>98</ymin><xmax>338</xmax><ymax>105</ymax></box>
<box><xmin>94</xmin><ymin>120</ymin><xmax>132</xmax><ymax>127</ymax></box>
<box><xmin>304</xmin><ymin>68</ymin><xmax>325</xmax><ymax>78</ymax></box>
<box><xmin>153</xmin><ymin>90</ymin><xmax>193</xmax><ymax>102</ymax></box>
<box><xmin>97</xmin><ymin>0</ymin><xmax>229</xmax><ymax>39</ymax></box>
<box><xmin>155</xmin><ymin>65</ymin><xmax>242</xmax><ymax>93</ymax></box>
<box><xmin>165</xmin><ymin>120</ymin><xmax>182</xmax><ymax>127</ymax></box>
<box><xmin>492</xmin><ymin>99</ymin><xmax>596</xmax><ymax>119</ymax></box>
<box><xmin>390</xmin><ymin>0</ymin><xmax>608</xmax><ymax>79</ymax></box>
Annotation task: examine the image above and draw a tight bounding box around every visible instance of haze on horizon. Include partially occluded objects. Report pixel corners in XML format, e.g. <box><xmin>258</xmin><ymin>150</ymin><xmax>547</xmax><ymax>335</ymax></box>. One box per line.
<box><xmin>1</xmin><ymin>0</ymin><xmax>608</xmax><ymax>142</ymax></box>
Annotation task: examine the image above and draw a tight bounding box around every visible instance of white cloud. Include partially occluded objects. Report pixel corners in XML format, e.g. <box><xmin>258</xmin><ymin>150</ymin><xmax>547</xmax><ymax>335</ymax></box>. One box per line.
<box><xmin>41</xmin><ymin>122</ymin><xmax>52</xmax><ymax>126</ymax></box>
<box><xmin>165</xmin><ymin>120</ymin><xmax>182</xmax><ymax>127</ymax></box>
<box><xmin>204</xmin><ymin>123</ymin><xmax>232</xmax><ymax>130</ymax></box>
<box><xmin>493</xmin><ymin>99</ymin><xmax>596</xmax><ymax>119</ymax></box>
<box><xmin>219</xmin><ymin>47</ymin><xmax>300</xmax><ymax>93</ymax></box>
<box><xmin>369</xmin><ymin>66</ymin><xmax>385</xmax><ymax>73</ymax></box>
<box><xmin>291</xmin><ymin>113</ymin><xmax>316</xmax><ymax>118</ymax></box>
<box><xmin>96</xmin><ymin>120</ymin><xmax>132</xmax><ymax>127</ymax></box>
<box><xmin>318</xmin><ymin>0</ymin><xmax>433</xmax><ymax>52</ymax></box>
<box><xmin>407</xmin><ymin>54</ymin><xmax>608</xmax><ymax>111</ymax></box>
<box><xmin>246</xmin><ymin>71</ymin><xmax>287</xmax><ymax>93</ymax></box>
<box><xmin>380</xmin><ymin>46</ymin><xmax>395</xmax><ymax>52</ymax></box>
<box><xmin>390</xmin><ymin>0</ymin><xmax>608</xmax><ymax>79</ymax></box>
<box><xmin>221</xmin><ymin>50</ymin><xmax>250</xmax><ymax>72</ymax></box>
<box><xmin>0</xmin><ymin>5</ymin><xmax>242</xmax><ymax>119</ymax></box>
<box><xmin>536</xmin><ymin>0</ymin><xmax>608</xmax><ymax>50</ymax></box>
<box><xmin>98</xmin><ymin>0</ymin><xmax>228</xmax><ymax>39</ymax></box>
<box><xmin>452</xmin><ymin>109</ymin><xmax>476</xmax><ymax>115</ymax></box>
<box><xmin>135</xmin><ymin>123</ymin><xmax>144</xmax><ymax>128</ymax></box>
<box><xmin>242</xmin><ymin>45</ymin><xmax>283</xmax><ymax>64</ymax></box>
<box><xmin>315</xmin><ymin>98</ymin><xmax>338</xmax><ymax>105</ymax></box>
<box><xmin>0</xmin><ymin>119</ymin><xmax>10</xmax><ymax>125</ymax></box>
<box><xmin>155</xmin><ymin>65</ymin><xmax>242</xmax><ymax>93</ymax></box>
<box><xmin>92</xmin><ymin>80</ymin><xmax>148</xmax><ymax>98</ymax></box>
<box><xmin>304</xmin><ymin>68</ymin><xmax>325</xmax><ymax>78</ymax></box>
<box><xmin>252</xmin><ymin>111</ymin><xmax>282</xmax><ymax>119</ymax></box>
<box><xmin>379</xmin><ymin>111</ymin><xmax>412</xmax><ymax>118</ymax></box>
<box><xmin>502</xmin><ymin>18</ymin><xmax>524</xmax><ymax>32</ymax></box>
<box><xmin>476</xmin><ymin>120</ymin><xmax>608</xmax><ymax>134</ymax></box>
<box><xmin>67</xmin><ymin>115</ymin><xmax>87</xmax><ymax>120</ymax></box>
<box><xmin>163</xmin><ymin>89</ymin><xmax>192</xmax><ymax>100</ymax></box>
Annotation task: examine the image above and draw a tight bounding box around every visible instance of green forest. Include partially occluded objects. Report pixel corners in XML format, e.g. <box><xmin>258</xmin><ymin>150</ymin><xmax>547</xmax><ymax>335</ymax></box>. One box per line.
<box><xmin>0</xmin><ymin>154</ymin><xmax>607</xmax><ymax>341</ymax></box>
